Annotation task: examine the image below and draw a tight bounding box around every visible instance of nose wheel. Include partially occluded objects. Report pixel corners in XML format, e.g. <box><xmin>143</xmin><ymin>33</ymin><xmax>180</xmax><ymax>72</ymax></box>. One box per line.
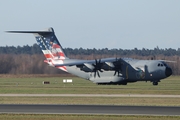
<box><xmin>153</xmin><ymin>81</ymin><xmax>158</xmax><ymax>86</ymax></box>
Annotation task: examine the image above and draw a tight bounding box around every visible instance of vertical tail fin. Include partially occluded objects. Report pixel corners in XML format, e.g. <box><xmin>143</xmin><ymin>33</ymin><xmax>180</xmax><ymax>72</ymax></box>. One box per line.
<box><xmin>34</xmin><ymin>28</ymin><xmax>67</xmax><ymax>60</ymax></box>
<box><xmin>6</xmin><ymin>27</ymin><xmax>68</xmax><ymax>72</ymax></box>
<box><xmin>7</xmin><ymin>27</ymin><xmax>68</xmax><ymax>60</ymax></box>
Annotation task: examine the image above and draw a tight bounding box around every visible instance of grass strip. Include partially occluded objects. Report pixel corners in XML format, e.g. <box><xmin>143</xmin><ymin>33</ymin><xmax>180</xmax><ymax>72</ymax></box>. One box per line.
<box><xmin>0</xmin><ymin>114</ymin><xmax>180</xmax><ymax>120</ymax></box>
<box><xmin>0</xmin><ymin>76</ymin><xmax>180</xmax><ymax>94</ymax></box>
<box><xmin>0</xmin><ymin>96</ymin><xmax>180</xmax><ymax>106</ymax></box>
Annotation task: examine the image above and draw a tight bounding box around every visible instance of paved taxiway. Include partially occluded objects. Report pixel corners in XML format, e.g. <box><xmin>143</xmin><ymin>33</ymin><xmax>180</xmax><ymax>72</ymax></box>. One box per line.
<box><xmin>0</xmin><ymin>104</ymin><xmax>180</xmax><ymax>116</ymax></box>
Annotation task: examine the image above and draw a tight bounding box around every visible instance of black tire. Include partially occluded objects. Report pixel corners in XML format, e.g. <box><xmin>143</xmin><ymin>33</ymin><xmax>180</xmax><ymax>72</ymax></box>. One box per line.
<box><xmin>153</xmin><ymin>82</ymin><xmax>158</xmax><ymax>86</ymax></box>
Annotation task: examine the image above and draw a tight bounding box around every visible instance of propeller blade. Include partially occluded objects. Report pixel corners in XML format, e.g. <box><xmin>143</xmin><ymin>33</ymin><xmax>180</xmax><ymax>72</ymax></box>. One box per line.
<box><xmin>113</xmin><ymin>58</ymin><xmax>122</xmax><ymax>76</ymax></box>
<box><xmin>114</xmin><ymin>71</ymin><xmax>117</xmax><ymax>76</ymax></box>
<box><xmin>99</xmin><ymin>59</ymin><xmax>101</xmax><ymax>64</ymax></box>
<box><xmin>97</xmin><ymin>71</ymin><xmax>100</xmax><ymax>77</ymax></box>
<box><xmin>95</xmin><ymin>59</ymin><xmax>98</xmax><ymax>64</ymax></box>
<box><xmin>118</xmin><ymin>70</ymin><xmax>120</xmax><ymax>76</ymax></box>
<box><xmin>93</xmin><ymin>59</ymin><xmax>103</xmax><ymax>78</ymax></box>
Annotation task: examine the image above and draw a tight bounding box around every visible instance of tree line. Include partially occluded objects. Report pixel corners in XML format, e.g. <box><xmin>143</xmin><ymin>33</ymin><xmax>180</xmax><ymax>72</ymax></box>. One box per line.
<box><xmin>0</xmin><ymin>44</ymin><xmax>179</xmax><ymax>75</ymax></box>
<box><xmin>1</xmin><ymin>44</ymin><xmax>180</xmax><ymax>56</ymax></box>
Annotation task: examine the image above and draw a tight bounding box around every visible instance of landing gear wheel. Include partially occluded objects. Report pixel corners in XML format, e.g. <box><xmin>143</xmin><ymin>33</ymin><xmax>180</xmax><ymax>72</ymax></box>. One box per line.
<box><xmin>153</xmin><ymin>82</ymin><xmax>158</xmax><ymax>86</ymax></box>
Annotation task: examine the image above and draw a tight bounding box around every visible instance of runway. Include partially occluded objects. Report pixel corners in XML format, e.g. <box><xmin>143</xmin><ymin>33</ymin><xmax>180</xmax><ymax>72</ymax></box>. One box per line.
<box><xmin>0</xmin><ymin>104</ymin><xmax>180</xmax><ymax>116</ymax></box>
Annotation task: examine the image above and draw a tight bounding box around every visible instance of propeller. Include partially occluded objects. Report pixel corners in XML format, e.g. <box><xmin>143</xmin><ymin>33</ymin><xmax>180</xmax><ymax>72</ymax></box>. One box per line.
<box><xmin>113</xmin><ymin>58</ymin><xmax>123</xmax><ymax>76</ymax></box>
<box><xmin>93</xmin><ymin>59</ymin><xmax>103</xmax><ymax>78</ymax></box>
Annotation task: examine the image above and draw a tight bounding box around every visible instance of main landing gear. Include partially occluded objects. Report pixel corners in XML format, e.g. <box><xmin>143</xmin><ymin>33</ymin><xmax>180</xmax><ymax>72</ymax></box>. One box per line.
<box><xmin>153</xmin><ymin>81</ymin><xmax>158</xmax><ymax>86</ymax></box>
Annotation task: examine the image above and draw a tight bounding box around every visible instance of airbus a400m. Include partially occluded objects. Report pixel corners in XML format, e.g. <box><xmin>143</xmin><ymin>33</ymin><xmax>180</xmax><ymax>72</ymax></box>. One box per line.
<box><xmin>7</xmin><ymin>28</ymin><xmax>172</xmax><ymax>86</ymax></box>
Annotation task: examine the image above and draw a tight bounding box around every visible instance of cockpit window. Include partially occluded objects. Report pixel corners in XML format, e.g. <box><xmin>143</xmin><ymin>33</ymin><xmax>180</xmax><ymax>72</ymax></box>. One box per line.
<box><xmin>158</xmin><ymin>63</ymin><xmax>165</xmax><ymax>67</ymax></box>
<box><xmin>163</xmin><ymin>63</ymin><xmax>167</xmax><ymax>67</ymax></box>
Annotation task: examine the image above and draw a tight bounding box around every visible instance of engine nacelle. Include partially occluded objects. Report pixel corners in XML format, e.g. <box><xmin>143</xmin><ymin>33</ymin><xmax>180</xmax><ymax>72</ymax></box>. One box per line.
<box><xmin>101</xmin><ymin>62</ymin><xmax>115</xmax><ymax>71</ymax></box>
<box><xmin>77</xmin><ymin>63</ymin><xmax>95</xmax><ymax>72</ymax></box>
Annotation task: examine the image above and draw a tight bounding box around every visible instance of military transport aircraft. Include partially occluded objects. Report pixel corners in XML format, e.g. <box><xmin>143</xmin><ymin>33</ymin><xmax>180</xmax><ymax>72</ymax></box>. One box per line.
<box><xmin>7</xmin><ymin>27</ymin><xmax>172</xmax><ymax>85</ymax></box>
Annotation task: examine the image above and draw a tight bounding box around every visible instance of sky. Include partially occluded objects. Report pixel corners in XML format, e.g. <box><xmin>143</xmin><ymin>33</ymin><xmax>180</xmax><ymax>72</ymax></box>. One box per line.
<box><xmin>0</xmin><ymin>0</ymin><xmax>180</xmax><ymax>49</ymax></box>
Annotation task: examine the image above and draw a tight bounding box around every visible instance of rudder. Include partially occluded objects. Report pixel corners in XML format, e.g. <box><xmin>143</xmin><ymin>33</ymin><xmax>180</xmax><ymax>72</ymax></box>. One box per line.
<box><xmin>35</xmin><ymin>27</ymin><xmax>68</xmax><ymax>60</ymax></box>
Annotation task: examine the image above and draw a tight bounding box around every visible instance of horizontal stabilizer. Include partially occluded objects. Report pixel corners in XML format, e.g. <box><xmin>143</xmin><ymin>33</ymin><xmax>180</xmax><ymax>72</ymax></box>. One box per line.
<box><xmin>6</xmin><ymin>31</ymin><xmax>52</xmax><ymax>34</ymax></box>
<box><xmin>6</xmin><ymin>31</ymin><xmax>53</xmax><ymax>36</ymax></box>
<box><xmin>6</xmin><ymin>27</ymin><xmax>55</xmax><ymax>35</ymax></box>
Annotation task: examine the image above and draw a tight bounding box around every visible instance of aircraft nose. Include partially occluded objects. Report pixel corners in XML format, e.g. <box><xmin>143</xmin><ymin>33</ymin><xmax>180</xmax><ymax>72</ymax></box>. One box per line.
<box><xmin>165</xmin><ymin>67</ymin><xmax>172</xmax><ymax>77</ymax></box>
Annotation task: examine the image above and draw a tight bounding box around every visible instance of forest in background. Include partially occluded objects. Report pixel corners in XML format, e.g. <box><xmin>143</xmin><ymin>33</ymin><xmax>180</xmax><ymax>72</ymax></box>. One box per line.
<box><xmin>0</xmin><ymin>44</ymin><xmax>179</xmax><ymax>75</ymax></box>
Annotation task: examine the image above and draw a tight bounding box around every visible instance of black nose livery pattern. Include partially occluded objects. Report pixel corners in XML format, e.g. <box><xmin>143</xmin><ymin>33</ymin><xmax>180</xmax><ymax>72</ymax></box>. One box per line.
<box><xmin>165</xmin><ymin>67</ymin><xmax>172</xmax><ymax>77</ymax></box>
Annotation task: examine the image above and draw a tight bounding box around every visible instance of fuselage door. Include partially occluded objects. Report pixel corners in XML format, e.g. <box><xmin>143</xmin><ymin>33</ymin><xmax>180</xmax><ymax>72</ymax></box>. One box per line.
<box><xmin>135</xmin><ymin>66</ymin><xmax>145</xmax><ymax>79</ymax></box>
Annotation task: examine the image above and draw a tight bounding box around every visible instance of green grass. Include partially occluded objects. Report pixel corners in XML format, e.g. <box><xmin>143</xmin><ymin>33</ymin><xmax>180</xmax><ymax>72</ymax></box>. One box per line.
<box><xmin>0</xmin><ymin>76</ymin><xmax>179</xmax><ymax>94</ymax></box>
<box><xmin>0</xmin><ymin>76</ymin><xmax>180</xmax><ymax>106</ymax></box>
<box><xmin>0</xmin><ymin>96</ymin><xmax>180</xmax><ymax>106</ymax></box>
<box><xmin>0</xmin><ymin>75</ymin><xmax>180</xmax><ymax>118</ymax></box>
<box><xmin>0</xmin><ymin>114</ymin><xmax>180</xmax><ymax>120</ymax></box>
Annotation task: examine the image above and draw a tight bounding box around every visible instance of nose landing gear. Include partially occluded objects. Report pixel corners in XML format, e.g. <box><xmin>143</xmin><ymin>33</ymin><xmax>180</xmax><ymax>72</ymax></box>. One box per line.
<box><xmin>152</xmin><ymin>80</ymin><xmax>160</xmax><ymax>86</ymax></box>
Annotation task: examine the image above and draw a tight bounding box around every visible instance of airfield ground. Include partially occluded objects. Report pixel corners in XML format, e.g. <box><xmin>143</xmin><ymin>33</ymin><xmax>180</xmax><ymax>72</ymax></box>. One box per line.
<box><xmin>0</xmin><ymin>114</ymin><xmax>180</xmax><ymax>120</ymax></box>
<box><xmin>0</xmin><ymin>75</ymin><xmax>179</xmax><ymax>119</ymax></box>
<box><xmin>0</xmin><ymin>75</ymin><xmax>180</xmax><ymax>105</ymax></box>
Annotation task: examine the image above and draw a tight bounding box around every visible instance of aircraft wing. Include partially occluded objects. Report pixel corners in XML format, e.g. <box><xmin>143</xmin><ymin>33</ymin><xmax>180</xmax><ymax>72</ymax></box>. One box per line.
<box><xmin>54</xmin><ymin>58</ymin><xmax>116</xmax><ymax>66</ymax></box>
<box><xmin>54</xmin><ymin>58</ymin><xmax>129</xmax><ymax>73</ymax></box>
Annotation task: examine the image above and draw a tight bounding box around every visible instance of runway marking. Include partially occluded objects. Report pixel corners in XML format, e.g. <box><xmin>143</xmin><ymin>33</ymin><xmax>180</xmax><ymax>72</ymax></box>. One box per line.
<box><xmin>0</xmin><ymin>94</ymin><xmax>180</xmax><ymax>98</ymax></box>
